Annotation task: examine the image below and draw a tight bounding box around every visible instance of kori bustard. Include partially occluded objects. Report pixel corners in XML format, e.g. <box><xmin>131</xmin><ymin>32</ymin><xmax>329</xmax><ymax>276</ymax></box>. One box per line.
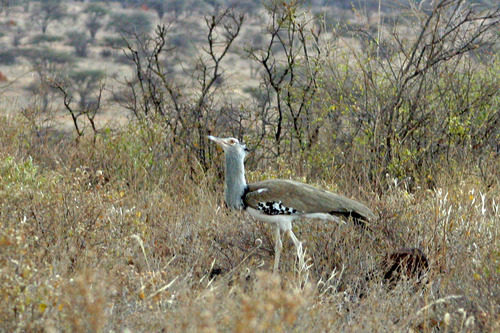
<box><xmin>209</xmin><ymin>136</ymin><xmax>375</xmax><ymax>273</ymax></box>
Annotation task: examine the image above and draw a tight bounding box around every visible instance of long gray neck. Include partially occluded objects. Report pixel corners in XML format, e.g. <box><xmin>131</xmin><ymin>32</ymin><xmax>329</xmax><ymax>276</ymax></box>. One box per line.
<box><xmin>224</xmin><ymin>151</ymin><xmax>247</xmax><ymax>210</ymax></box>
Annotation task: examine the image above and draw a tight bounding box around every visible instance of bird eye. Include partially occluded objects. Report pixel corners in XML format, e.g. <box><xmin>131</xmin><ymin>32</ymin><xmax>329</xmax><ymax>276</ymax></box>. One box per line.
<box><xmin>229</xmin><ymin>139</ymin><xmax>236</xmax><ymax>144</ymax></box>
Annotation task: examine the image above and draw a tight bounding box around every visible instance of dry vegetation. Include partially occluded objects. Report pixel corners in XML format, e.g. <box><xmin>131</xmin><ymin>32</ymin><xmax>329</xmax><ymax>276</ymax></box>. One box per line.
<box><xmin>0</xmin><ymin>110</ymin><xmax>498</xmax><ymax>332</ymax></box>
<box><xmin>1</xmin><ymin>0</ymin><xmax>499</xmax><ymax>332</ymax></box>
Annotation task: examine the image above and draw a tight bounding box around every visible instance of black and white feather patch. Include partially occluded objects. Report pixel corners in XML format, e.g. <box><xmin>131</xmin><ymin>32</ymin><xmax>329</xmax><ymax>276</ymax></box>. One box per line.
<box><xmin>257</xmin><ymin>201</ymin><xmax>298</xmax><ymax>215</ymax></box>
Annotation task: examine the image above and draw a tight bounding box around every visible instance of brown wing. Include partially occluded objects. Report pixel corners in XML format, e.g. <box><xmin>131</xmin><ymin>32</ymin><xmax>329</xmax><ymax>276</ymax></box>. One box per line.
<box><xmin>244</xmin><ymin>179</ymin><xmax>375</xmax><ymax>221</ymax></box>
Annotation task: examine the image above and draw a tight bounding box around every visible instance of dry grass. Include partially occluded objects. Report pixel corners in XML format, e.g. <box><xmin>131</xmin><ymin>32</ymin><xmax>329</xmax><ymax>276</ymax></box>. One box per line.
<box><xmin>0</xmin><ymin>116</ymin><xmax>498</xmax><ymax>332</ymax></box>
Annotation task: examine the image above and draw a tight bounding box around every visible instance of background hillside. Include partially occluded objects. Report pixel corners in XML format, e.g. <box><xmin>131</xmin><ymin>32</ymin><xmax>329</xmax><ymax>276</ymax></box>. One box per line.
<box><xmin>0</xmin><ymin>0</ymin><xmax>499</xmax><ymax>331</ymax></box>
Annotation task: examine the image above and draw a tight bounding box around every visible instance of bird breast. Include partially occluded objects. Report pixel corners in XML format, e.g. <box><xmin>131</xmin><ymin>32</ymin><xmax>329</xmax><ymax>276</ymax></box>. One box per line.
<box><xmin>257</xmin><ymin>201</ymin><xmax>298</xmax><ymax>215</ymax></box>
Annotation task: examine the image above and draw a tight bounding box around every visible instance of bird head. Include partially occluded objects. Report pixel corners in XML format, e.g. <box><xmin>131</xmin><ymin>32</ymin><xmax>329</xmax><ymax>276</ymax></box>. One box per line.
<box><xmin>208</xmin><ymin>135</ymin><xmax>248</xmax><ymax>157</ymax></box>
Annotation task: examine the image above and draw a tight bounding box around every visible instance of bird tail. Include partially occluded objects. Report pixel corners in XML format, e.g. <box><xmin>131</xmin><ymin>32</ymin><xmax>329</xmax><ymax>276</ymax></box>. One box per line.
<box><xmin>329</xmin><ymin>211</ymin><xmax>377</xmax><ymax>241</ymax></box>
<box><xmin>331</xmin><ymin>211</ymin><xmax>371</xmax><ymax>230</ymax></box>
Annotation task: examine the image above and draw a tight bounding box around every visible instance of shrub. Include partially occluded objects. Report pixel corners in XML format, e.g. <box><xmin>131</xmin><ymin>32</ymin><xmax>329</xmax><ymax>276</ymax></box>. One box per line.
<box><xmin>102</xmin><ymin>36</ymin><xmax>128</xmax><ymax>48</ymax></box>
<box><xmin>22</xmin><ymin>47</ymin><xmax>74</xmax><ymax>72</ymax></box>
<box><xmin>67</xmin><ymin>31</ymin><xmax>90</xmax><ymax>57</ymax></box>
<box><xmin>30</xmin><ymin>34</ymin><xmax>64</xmax><ymax>45</ymax></box>
<box><xmin>107</xmin><ymin>11</ymin><xmax>153</xmax><ymax>36</ymax></box>
<box><xmin>100</xmin><ymin>49</ymin><xmax>112</xmax><ymax>58</ymax></box>
<box><xmin>0</xmin><ymin>49</ymin><xmax>17</xmax><ymax>65</ymax></box>
<box><xmin>85</xmin><ymin>3</ymin><xmax>109</xmax><ymax>41</ymax></box>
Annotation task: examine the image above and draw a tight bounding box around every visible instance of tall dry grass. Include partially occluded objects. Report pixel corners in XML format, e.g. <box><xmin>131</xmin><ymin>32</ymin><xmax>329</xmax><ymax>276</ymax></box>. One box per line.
<box><xmin>0</xmin><ymin>116</ymin><xmax>498</xmax><ymax>332</ymax></box>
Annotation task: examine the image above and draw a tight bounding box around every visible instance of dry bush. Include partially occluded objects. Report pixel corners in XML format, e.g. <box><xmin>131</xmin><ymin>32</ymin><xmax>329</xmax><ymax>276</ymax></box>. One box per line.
<box><xmin>0</xmin><ymin>114</ymin><xmax>498</xmax><ymax>331</ymax></box>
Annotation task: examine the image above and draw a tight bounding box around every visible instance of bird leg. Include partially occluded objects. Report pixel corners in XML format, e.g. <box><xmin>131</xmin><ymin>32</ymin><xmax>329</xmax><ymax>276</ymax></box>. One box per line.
<box><xmin>287</xmin><ymin>229</ymin><xmax>302</xmax><ymax>251</ymax></box>
<box><xmin>273</xmin><ymin>225</ymin><xmax>283</xmax><ymax>273</ymax></box>
<box><xmin>287</xmin><ymin>229</ymin><xmax>305</xmax><ymax>267</ymax></box>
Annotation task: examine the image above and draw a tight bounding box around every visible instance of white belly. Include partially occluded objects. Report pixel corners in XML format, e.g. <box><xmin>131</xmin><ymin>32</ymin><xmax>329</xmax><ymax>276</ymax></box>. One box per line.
<box><xmin>246</xmin><ymin>207</ymin><xmax>298</xmax><ymax>231</ymax></box>
<box><xmin>245</xmin><ymin>207</ymin><xmax>344</xmax><ymax>232</ymax></box>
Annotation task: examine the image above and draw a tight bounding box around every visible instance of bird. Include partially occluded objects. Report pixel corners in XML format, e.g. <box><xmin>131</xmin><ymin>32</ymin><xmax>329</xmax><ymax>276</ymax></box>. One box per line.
<box><xmin>208</xmin><ymin>135</ymin><xmax>376</xmax><ymax>273</ymax></box>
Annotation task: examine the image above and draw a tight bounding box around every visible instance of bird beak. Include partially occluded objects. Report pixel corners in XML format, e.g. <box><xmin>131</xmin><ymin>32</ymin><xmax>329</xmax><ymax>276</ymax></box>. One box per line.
<box><xmin>207</xmin><ymin>135</ymin><xmax>226</xmax><ymax>148</ymax></box>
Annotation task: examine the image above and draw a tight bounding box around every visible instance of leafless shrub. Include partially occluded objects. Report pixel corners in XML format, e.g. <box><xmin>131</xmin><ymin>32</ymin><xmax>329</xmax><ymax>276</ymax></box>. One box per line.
<box><xmin>119</xmin><ymin>9</ymin><xmax>245</xmax><ymax>169</ymax></box>
<box><xmin>246</xmin><ymin>0</ymin><xmax>325</xmax><ymax>157</ymax></box>
<box><xmin>48</xmin><ymin>70</ymin><xmax>106</xmax><ymax>139</ymax></box>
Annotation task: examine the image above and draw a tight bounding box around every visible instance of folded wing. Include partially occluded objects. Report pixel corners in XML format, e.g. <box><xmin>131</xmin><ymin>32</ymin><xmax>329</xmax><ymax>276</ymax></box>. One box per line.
<box><xmin>244</xmin><ymin>179</ymin><xmax>375</xmax><ymax>222</ymax></box>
